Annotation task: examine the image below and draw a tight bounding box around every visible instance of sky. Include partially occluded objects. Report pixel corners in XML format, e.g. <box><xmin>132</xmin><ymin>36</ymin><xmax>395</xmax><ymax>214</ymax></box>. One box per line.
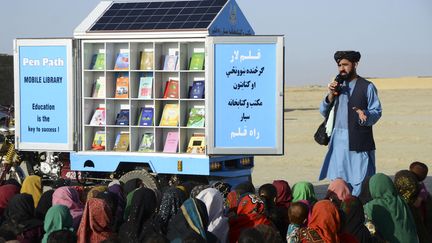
<box><xmin>1</xmin><ymin>0</ymin><xmax>431</xmax><ymax>86</ymax></box>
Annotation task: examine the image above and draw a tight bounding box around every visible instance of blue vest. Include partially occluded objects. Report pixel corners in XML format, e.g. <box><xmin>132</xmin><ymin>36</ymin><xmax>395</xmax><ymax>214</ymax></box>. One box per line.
<box><xmin>336</xmin><ymin>77</ymin><xmax>376</xmax><ymax>152</ymax></box>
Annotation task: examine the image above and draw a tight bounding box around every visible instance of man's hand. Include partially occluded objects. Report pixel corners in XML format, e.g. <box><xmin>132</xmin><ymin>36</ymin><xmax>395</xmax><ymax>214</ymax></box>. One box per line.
<box><xmin>353</xmin><ymin>107</ymin><xmax>367</xmax><ymax>123</ymax></box>
<box><xmin>327</xmin><ymin>80</ymin><xmax>339</xmax><ymax>102</ymax></box>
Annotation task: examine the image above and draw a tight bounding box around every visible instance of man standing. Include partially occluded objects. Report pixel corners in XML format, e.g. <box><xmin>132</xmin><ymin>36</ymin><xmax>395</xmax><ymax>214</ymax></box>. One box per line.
<box><xmin>319</xmin><ymin>51</ymin><xmax>382</xmax><ymax>196</ymax></box>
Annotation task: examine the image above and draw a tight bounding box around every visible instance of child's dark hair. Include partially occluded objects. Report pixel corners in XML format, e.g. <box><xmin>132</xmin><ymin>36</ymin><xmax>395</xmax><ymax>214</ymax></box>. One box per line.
<box><xmin>409</xmin><ymin>161</ymin><xmax>428</xmax><ymax>181</ymax></box>
<box><xmin>288</xmin><ymin>202</ymin><xmax>309</xmax><ymax>225</ymax></box>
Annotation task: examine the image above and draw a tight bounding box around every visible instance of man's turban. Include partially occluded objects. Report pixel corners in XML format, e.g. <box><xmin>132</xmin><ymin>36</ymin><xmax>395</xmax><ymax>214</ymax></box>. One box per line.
<box><xmin>334</xmin><ymin>51</ymin><xmax>361</xmax><ymax>63</ymax></box>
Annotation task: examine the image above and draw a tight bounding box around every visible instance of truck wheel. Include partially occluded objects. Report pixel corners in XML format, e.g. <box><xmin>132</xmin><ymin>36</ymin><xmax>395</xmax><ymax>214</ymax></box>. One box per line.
<box><xmin>119</xmin><ymin>169</ymin><xmax>159</xmax><ymax>192</ymax></box>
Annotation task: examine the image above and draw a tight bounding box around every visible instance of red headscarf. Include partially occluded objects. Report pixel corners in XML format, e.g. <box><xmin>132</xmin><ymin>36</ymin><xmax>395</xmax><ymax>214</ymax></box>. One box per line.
<box><xmin>0</xmin><ymin>184</ymin><xmax>20</xmax><ymax>216</ymax></box>
<box><xmin>272</xmin><ymin>180</ymin><xmax>292</xmax><ymax>208</ymax></box>
<box><xmin>308</xmin><ymin>200</ymin><xmax>341</xmax><ymax>243</ymax></box>
<box><xmin>228</xmin><ymin>194</ymin><xmax>271</xmax><ymax>243</ymax></box>
<box><xmin>327</xmin><ymin>178</ymin><xmax>351</xmax><ymax>202</ymax></box>
<box><xmin>77</xmin><ymin>198</ymin><xmax>113</xmax><ymax>243</ymax></box>
<box><xmin>226</xmin><ymin>191</ymin><xmax>239</xmax><ymax>213</ymax></box>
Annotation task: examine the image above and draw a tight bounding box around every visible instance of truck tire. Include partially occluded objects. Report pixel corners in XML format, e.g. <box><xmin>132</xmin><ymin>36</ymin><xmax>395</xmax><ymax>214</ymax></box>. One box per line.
<box><xmin>119</xmin><ymin>169</ymin><xmax>159</xmax><ymax>192</ymax></box>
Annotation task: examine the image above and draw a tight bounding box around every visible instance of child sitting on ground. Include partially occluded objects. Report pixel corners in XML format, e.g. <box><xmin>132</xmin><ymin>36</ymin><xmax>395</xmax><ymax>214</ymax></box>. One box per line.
<box><xmin>286</xmin><ymin>201</ymin><xmax>308</xmax><ymax>243</ymax></box>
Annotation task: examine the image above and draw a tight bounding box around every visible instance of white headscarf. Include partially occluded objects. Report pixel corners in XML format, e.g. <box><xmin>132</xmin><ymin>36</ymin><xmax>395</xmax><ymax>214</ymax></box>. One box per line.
<box><xmin>196</xmin><ymin>188</ymin><xmax>229</xmax><ymax>243</ymax></box>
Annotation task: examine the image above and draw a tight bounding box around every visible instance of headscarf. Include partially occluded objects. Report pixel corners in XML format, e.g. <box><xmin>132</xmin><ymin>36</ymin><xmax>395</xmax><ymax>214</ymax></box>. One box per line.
<box><xmin>394</xmin><ymin>170</ymin><xmax>431</xmax><ymax>243</ymax></box>
<box><xmin>308</xmin><ymin>200</ymin><xmax>341</xmax><ymax>243</ymax></box>
<box><xmin>358</xmin><ymin>176</ymin><xmax>372</xmax><ymax>205</ymax></box>
<box><xmin>42</xmin><ymin>205</ymin><xmax>73</xmax><ymax>243</ymax></box>
<box><xmin>341</xmin><ymin>197</ymin><xmax>372</xmax><ymax>243</ymax></box>
<box><xmin>52</xmin><ymin>186</ymin><xmax>84</xmax><ymax>230</ymax></box>
<box><xmin>167</xmin><ymin>198</ymin><xmax>210</xmax><ymax>242</ymax></box>
<box><xmin>20</xmin><ymin>175</ymin><xmax>42</xmax><ymax>208</ymax></box>
<box><xmin>211</xmin><ymin>181</ymin><xmax>231</xmax><ymax>199</ymax></box>
<box><xmin>394</xmin><ymin>170</ymin><xmax>419</xmax><ymax>205</ymax></box>
<box><xmin>226</xmin><ymin>191</ymin><xmax>240</xmax><ymax>212</ymax></box>
<box><xmin>272</xmin><ymin>180</ymin><xmax>292</xmax><ymax>208</ymax></box>
<box><xmin>119</xmin><ymin>187</ymin><xmax>158</xmax><ymax>242</ymax></box>
<box><xmin>108</xmin><ymin>184</ymin><xmax>126</xmax><ymax>225</ymax></box>
<box><xmin>234</xmin><ymin>181</ymin><xmax>256</xmax><ymax>195</ymax></box>
<box><xmin>156</xmin><ymin>186</ymin><xmax>187</xmax><ymax>234</ymax></box>
<box><xmin>228</xmin><ymin>194</ymin><xmax>271</xmax><ymax>243</ymax></box>
<box><xmin>35</xmin><ymin>189</ymin><xmax>54</xmax><ymax>221</ymax></box>
<box><xmin>292</xmin><ymin>181</ymin><xmax>317</xmax><ymax>205</ymax></box>
<box><xmin>190</xmin><ymin>184</ymin><xmax>211</xmax><ymax>198</ymax></box>
<box><xmin>2</xmin><ymin>193</ymin><xmax>43</xmax><ymax>232</ymax></box>
<box><xmin>327</xmin><ymin>178</ymin><xmax>352</xmax><ymax>202</ymax></box>
<box><xmin>0</xmin><ymin>184</ymin><xmax>20</xmax><ymax>216</ymax></box>
<box><xmin>196</xmin><ymin>188</ymin><xmax>229</xmax><ymax>243</ymax></box>
<box><xmin>86</xmin><ymin>185</ymin><xmax>107</xmax><ymax>201</ymax></box>
<box><xmin>122</xmin><ymin>179</ymin><xmax>142</xmax><ymax>196</ymax></box>
<box><xmin>77</xmin><ymin>198</ymin><xmax>113</xmax><ymax>243</ymax></box>
<box><xmin>364</xmin><ymin>173</ymin><xmax>418</xmax><ymax>243</ymax></box>
<box><xmin>334</xmin><ymin>51</ymin><xmax>361</xmax><ymax>63</ymax></box>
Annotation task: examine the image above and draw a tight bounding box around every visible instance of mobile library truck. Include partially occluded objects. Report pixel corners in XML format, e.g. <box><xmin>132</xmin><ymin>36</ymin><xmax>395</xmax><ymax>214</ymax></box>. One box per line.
<box><xmin>13</xmin><ymin>0</ymin><xmax>284</xmax><ymax>189</ymax></box>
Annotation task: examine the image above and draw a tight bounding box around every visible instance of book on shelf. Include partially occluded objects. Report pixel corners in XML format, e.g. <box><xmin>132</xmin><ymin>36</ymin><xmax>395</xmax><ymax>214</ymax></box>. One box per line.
<box><xmin>162</xmin><ymin>55</ymin><xmax>178</xmax><ymax>71</ymax></box>
<box><xmin>186</xmin><ymin>133</ymin><xmax>205</xmax><ymax>154</ymax></box>
<box><xmin>186</xmin><ymin>106</ymin><xmax>205</xmax><ymax>127</ymax></box>
<box><xmin>114</xmin><ymin>75</ymin><xmax>129</xmax><ymax>98</ymax></box>
<box><xmin>163</xmin><ymin>79</ymin><xmax>179</xmax><ymax>99</ymax></box>
<box><xmin>138</xmin><ymin>107</ymin><xmax>154</xmax><ymax>126</ymax></box>
<box><xmin>189</xmin><ymin>52</ymin><xmax>205</xmax><ymax>70</ymax></box>
<box><xmin>163</xmin><ymin>131</ymin><xmax>179</xmax><ymax>153</ymax></box>
<box><xmin>115</xmin><ymin>109</ymin><xmax>130</xmax><ymax>125</ymax></box>
<box><xmin>159</xmin><ymin>104</ymin><xmax>179</xmax><ymax>126</ymax></box>
<box><xmin>91</xmin><ymin>77</ymin><xmax>106</xmax><ymax>98</ymax></box>
<box><xmin>89</xmin><ymin>107</ymin><xmax>106</xmax><ymax>126</ymax></box>
<box><xmin>139</xmin><ymin>49</ymin><xmax>154</xmax><ymax>70</ymax></box>
<box><xmin>188</xmin><ymin>80</ymin><xmax>205</xmax><ymax>99</ymax></box>
<box><xmin>113</xmin><ymin>132</ymin><xmax>129</xmax><ymax>152</ymax></box>
<box><xmin>91</xmin><ymin>130</ymin><xmax>106</xmax><ymax>151</ymax></box>
<box><xmin>138</xmin><ymin>77</ymin><xmax>153</xmax><ymax>99</ymax></box>
<box><xmin>90</xmin><ymin>53</ymin><xmax>105</xmax><ymax>70</ymax></box>
<box><xmin>138</xmin><ymin>133</ymin><xmax>154</xmax><ymax>152</ymax></box>
<box><xmin>114</xmin><ymin>51</ymin><xmax>129</xmax><ymax>70</ymax></box>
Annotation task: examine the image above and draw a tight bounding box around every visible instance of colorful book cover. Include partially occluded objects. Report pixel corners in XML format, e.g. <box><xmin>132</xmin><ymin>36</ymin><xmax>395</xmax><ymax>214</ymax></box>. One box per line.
<box><xmin>140</xmin><ymin>50</ymin><xmax>154</xmax><ymax>70</ymax></box>
<box><xmin>186</xmin><ymin>133</ymin><xmax>205</xmax><ymax>154</ymax></box>
<box><xmin>115</xmin><ymin>109</ymin><xmax>130</xmax><ymax>125</ymax></box>
<box><xmin>92</xmin><ymin>53</ymin><xmax>105</xmax><ymax>70</ymax></box>
<box><xmin>92</xmin><ymin>77</ymin><xmax>106</xmax><ymax>98</ymax></box>
<box><xmin>92</xmin><ymin>130</ymin><xmax>106</xmax><ymax>151</ymax></box>
<box><xmin>89</xmin><ymin>107</ymin><xmax>106</xmax><ymax>126</ymax></box>
<box><xmin>114</xmin><ymin>51</ymin><xmax>129</xmax><ymax>70</ymax></box>
<box><xmin>115</xmin><ymin>75</ymin><xmax>129</xmax><ymax>98</ymax></box>
<box><xmin>189</xmin><ymin>80</ymin><xmax>205</xmax><ymax>99</ymax></box>
<box><xmin>159</xmin><ymin>104</ymin><xmax>179</xmax><ymax>126</ymax></box>
<box><xmin>189</xmin><ymin>52</ymin><xmax>205</xmax><ymax>70</ymax></box>
<box><xmin>138</xmin><ymin>107</ymin><xmax>154</xmax><ymax>126</ymax></box>
<box><xmin>163</xmin><ymin>80</ymin><xmax>179</xmax><ymax>99</ymax></box>
<box><xmin>186</xmin><ymin>107</ymin><xmax>205</xmax><ymax>127</ymax></box>
<box><xmin>138</xmin><ymin>133</ymin><xmax>154</xmax><ymax>152</ymax></box>
<box><xmin>113</xmin><ymin>132</ymin><xmax>129</xmax><ymax>152</ymax></box>
<box><xmin>138</xmin><ymin>77</ymin><xmax>153</xmax><ymax>99</ymax></box>
<box><xmin>163</xmin><ymin>131</ymin><xmax>179</xmax><ymax>153</ymax></box>
<box><xmin>163</xmin><ymin>55</ymin><xmax>178</xmax><ymax>71</ymax></box>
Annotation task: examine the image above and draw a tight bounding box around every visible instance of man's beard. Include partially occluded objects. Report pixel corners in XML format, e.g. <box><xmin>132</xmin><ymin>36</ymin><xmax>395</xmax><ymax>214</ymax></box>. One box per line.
<box><xmin>339</xmin><ymin>70</ymin><xmax>356</xmax><ymax>81</ymax></box>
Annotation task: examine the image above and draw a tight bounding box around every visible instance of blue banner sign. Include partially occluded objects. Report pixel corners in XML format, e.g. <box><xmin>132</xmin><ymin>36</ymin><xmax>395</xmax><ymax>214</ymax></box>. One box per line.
<box><xmin>214</xmin><ymin>43</ymin><xmax>277</xmax><ymax>149</ymax></box>
<box><xmin>18</xmin><ymin>45</ymin><xmax>69</xmax><ymax>144</ymax></box>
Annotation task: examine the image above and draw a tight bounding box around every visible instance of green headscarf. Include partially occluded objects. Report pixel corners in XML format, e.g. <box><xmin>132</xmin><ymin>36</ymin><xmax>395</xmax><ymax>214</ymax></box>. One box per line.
<box><xmin>291</xmin><ymin>181</ymin><xmax>317</xmax><ymax>205</ymax></box>
<box><xmin>42</xmin><ymin>205</ymin><xmax>74</xmax><ymax>243</ymax></box>
<box><xmin>364</xmin><ymin>173</ymin><xmax>418</xmax><ymax>243</ymax></box>
<box><xmin>124</xmin><ymin>188</ymin><xmax>139</xmax><ymax>221</ymax></box>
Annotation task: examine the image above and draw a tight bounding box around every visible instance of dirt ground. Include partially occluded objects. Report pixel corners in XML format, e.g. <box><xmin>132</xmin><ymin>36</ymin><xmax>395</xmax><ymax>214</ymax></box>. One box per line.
<box><xmin>252</xmin><ymin>77</ymin><xmax>432</xmax><ymax>196</ymax></box>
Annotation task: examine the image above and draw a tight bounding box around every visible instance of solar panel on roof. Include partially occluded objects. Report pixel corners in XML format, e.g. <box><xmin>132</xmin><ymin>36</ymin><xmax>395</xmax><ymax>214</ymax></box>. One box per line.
<box><xmin>89</xmin><ymin>0</ymin><xmax>228</xmax><ymax>32</ymax></box>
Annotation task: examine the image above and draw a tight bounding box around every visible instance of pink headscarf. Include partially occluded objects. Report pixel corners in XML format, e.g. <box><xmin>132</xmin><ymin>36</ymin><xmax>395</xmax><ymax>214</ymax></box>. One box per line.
<box><xmin>328</xmin><ymin>178</ymin><xmax>352</xmax><ymax>201</ymax></box>
<box><xmin>52</xmin><ymin>186</ymin><xmax>84</xmax><ymax>230</ymax></box>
